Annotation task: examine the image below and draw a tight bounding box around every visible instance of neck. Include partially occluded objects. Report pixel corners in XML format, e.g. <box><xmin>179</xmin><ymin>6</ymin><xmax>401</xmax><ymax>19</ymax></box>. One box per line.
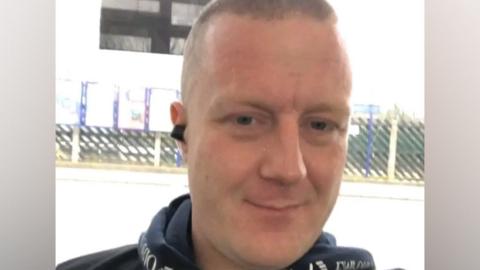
<box><xmin>192</xmin><ymin>225</ymin><xmax>236</xmax><ymax>270</ymax></box>
<box><xmin>191</xmin><ymin>220</ymin><xmax>274</xmax><ymax>270</ymax></box>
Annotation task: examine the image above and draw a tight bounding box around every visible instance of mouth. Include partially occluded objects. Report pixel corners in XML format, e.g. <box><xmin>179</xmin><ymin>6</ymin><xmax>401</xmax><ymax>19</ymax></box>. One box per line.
<box><xmin>245</xmin><ymin>200</ymin><xmax>304</xmax><ymax>213</ymax></box>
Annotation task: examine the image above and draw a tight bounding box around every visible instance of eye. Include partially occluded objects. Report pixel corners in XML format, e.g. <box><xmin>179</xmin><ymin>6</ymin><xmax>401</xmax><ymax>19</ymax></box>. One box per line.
<box><xmin>310</xmin><ymin>120</ymin><xmax>330</xmax><ymax>131</ymax></box>
<box><xmin>235</xmin><ymin>115</ymin><xmax>254</xmax><ymax>125</ymax></box>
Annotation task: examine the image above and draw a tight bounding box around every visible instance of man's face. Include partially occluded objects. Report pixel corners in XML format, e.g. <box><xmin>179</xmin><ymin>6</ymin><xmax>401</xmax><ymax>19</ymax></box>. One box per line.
<box><xmin>181</xmin><ymin>14</ymin><xmax>351</xmax><ymax>270</ymax></box>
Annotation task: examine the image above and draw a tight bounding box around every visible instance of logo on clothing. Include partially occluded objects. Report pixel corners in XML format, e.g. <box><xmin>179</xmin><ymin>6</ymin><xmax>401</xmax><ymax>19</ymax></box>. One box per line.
<box><xmin>140</xmin><ymin>243</ymin><xmax>174</xmax><ymax>270</ymax></box>
<box><xmin>335</xmin><ymin>260</ymin><xmax>374</xmax><ymax>270</ymax></box>
<box><xmin>290</xmin><ymin>259</ymin><xmax>373</xmax><ymax>270</ymax></box>
<box><xmin>295</xmin><ymin>260</ymin><xmax>328</xmax><ymax>270</ymax></box>
<box><xmin>315</xmin><ymin>260</ymin><xmax>328</xmax><ymax>270</ymax></box>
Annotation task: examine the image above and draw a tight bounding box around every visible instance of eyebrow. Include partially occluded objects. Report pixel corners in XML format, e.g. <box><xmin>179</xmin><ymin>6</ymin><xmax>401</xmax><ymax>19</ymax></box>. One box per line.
<box><xmin>304</xmin><ymin>103</ymin><xmax>351</xmax><ymax>117</ymax></box>
<box><xmin>211</xmin><ymin>98</ymin><xmax>276</xmax><ymax>115</ymax></box>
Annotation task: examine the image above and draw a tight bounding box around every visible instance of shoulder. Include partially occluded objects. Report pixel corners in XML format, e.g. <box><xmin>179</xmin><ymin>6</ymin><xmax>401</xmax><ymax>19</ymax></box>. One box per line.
<box><xmin>56</xmin><ymin>245</ymin><xmax>143</xmax><ymax>270</ymax></box>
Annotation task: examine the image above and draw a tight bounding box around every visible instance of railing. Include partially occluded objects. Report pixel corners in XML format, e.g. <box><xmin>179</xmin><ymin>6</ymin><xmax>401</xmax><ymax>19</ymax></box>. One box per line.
<box><xmin>345</xmin><ymin>117</ymin><xmax>424</xmax><ymax>182</ymax></box>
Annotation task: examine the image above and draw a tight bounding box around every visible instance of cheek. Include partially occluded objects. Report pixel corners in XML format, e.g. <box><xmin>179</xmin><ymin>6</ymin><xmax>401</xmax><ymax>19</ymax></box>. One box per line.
<box><xmin>305</xmin><ymin>143</ymin><xmax>347</xmax><ymax>193</ymax></box>
<box><xmin>187</xmin><ymin>131</ymin><xmax>260</xmax><ymax>199</ymax></box>
<box><xmin>304</xmin><ymin>145</ymin><xmax>345</xmax><ymax>225</ymax></box>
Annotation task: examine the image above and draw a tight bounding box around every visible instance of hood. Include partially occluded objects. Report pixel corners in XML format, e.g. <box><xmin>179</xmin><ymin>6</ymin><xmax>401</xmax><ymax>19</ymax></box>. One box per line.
<box><xmin>138</xmin><ymin>194</ymin><xmax>375</xmax><ymax>270</ymax></box>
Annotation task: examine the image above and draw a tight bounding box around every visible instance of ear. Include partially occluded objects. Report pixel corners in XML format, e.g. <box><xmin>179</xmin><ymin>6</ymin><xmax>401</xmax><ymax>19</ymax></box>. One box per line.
<box><xmin>170</xmin><ymin>101</ymin><xmax>188</xmax><ymax>161</ymax></box>
<box><xmin>170</xmin><ymin>101</ymin><xmax>185</xmax><ymax>125</ymax></box>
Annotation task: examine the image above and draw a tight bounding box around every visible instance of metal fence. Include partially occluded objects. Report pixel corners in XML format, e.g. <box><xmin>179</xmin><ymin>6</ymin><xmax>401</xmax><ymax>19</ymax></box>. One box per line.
<box><xmin>345</xmin><ymin>117</ymin><xmax>424</xmax><ymax>182</ymax></box>
<box><xmin>56</xmin><ymin>125</ymin><xmax>179</xmax><ymax>166</ymax></box>
<box><xmin>56</xmin><ymin>116</ymin><xmax>424</xmax><ymax>183</ymax></box>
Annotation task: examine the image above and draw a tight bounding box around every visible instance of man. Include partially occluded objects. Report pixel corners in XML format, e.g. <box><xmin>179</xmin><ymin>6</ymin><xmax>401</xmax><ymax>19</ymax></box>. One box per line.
<box><xmin>58</xmin><ymin>0</ymin><xmax>377</xmax><ymax>269</ymax></box>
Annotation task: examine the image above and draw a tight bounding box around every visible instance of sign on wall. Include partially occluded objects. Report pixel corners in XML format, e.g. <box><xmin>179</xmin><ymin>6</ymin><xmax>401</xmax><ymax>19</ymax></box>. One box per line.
<box><xmin>84</xmin><ymin>82</ymin><xmax>116</xmax><ymax>128</ymax></box>
<box><xmin>148</xmin><ymin>88</ymin><xmax>179</xmax><ymax>132</ymax></box>
<box><xmin>56</xmin><ymin>79</ymin><xmax>82</xmax><ymax>125</ymax></box>
<box><xmin>117</xmin><ymin>86</ymin><xmax>147</xmax><ymax>130</ymax></box>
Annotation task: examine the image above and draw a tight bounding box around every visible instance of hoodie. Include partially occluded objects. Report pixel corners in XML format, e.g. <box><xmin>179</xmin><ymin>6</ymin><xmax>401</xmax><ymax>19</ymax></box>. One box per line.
<box><xmin>57</xmin><ymin>194</ymin><xmax>376</xmax><ymax>270</ymax></box>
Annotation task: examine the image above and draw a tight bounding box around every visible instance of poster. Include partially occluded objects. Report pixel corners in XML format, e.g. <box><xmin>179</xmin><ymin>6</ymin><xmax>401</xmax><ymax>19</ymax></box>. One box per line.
<box><xmin>55</xmin><ymin>79</ymin><xmax>82</xmax><ymax>125</ymax></box>
<box><xmin>148</xmin><ymin>88</ymin><xmax>179</xmax><ymax>132</ymax></box>
<box><xmin>85</xmin><ymin>82</ymin><xmax>116</xmax><ymax>128</ymax></box>
<box><xmin>117</xmin><ymin>86</ymin><xmax>147</xmax><ymax>130</ymax></box>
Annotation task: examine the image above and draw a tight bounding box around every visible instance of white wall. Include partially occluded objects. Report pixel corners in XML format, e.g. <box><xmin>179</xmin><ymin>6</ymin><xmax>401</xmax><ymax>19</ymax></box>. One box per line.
<box><xmin>56</xmin><ymin>0</ymin><xmax>183</xmax><ymax>89</ymax></box>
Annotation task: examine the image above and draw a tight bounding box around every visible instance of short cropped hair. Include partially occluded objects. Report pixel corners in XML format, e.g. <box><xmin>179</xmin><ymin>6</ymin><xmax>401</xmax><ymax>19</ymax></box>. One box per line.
<box><xmin>180</xmin><ymin>0</ymin><xmax>337</xmax><ymax>106</ymax></box>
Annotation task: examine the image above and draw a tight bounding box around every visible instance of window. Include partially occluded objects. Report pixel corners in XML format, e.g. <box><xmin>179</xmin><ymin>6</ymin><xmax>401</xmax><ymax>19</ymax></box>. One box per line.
<box><xmin>102</xmin><ymin>0</ymin><xmax>161</xmax><ymax>13</ymax></box>
<box><xmin>99</xmin><ymin>0</ymin><xmax>207</xmax><ymax>54</ymax></box>
<box><xmin>101</xmin><ymin>34</ymin><xmax>152</xmax><ymax>52</ymax></box>
<box><xmin>171</xmin><ymin>2</ymin><xmax>203</xmax><ymax>26</ymax></box>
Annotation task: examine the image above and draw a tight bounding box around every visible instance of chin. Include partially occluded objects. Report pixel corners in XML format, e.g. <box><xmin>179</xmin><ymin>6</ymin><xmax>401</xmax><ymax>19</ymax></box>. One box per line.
<box><xmin>226</xmin><ymin>205</ymin><xmax>323</xmax><ymax>269</ymax></box>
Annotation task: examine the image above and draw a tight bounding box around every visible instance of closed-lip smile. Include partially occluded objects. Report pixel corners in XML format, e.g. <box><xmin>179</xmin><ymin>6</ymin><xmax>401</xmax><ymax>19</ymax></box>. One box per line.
<box><xmin>246</xmin><ymin>200</ymin><xmax>303</xmax><ymax>212</ymax></box>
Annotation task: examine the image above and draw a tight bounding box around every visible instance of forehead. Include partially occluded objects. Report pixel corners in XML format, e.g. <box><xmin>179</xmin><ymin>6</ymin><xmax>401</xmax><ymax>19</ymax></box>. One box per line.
<box><xmin>190</xmin><ymin>13</ymin><xmax>350</xmax><ymax>113</ymax></box>
<box><xmin>202</xmin><ymin>13</ymin><xmax>344</xmax><ymax>66</ymax></box>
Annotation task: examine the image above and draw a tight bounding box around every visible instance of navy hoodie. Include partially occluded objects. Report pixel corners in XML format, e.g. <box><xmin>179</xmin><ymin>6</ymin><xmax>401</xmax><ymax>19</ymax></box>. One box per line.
<box><xmin>57</xmin><ymin>194</ymin><xmax>377</xmax><ymax>270</ymax></box>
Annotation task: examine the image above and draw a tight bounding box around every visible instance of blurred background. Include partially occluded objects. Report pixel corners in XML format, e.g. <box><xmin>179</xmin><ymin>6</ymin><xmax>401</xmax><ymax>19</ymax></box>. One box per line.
<box><xmin>55</xmin><ymin>0</ymin><xmax>424</xmax><ymax>269</ymax></box>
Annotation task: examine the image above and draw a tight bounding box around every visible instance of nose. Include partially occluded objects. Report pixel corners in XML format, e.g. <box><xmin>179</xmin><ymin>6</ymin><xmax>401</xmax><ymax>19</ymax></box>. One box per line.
<box><xmin>259</xmin><ymin>119</ymin><xmax>307</xmax><ymax>185</ymax></box>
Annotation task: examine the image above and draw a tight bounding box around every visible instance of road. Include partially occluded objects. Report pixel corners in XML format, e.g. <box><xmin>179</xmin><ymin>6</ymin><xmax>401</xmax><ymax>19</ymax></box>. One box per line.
<box><xmin>56</xmin><ymin>167</ymin><xmax>424</xmax><ymax>269</ymax></box>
